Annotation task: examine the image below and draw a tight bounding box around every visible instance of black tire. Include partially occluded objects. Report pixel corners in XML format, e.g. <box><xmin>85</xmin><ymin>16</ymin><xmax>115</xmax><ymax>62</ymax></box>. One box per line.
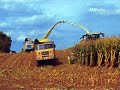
<box><xmin>37</xmin><ymin>60</ymin><xmax>42</xmax><ymax>67</ymax></box>
<box><xmin>51</xmin><ymin>58</ymin><xmax>57</xmax><ymax>66</ymax></box>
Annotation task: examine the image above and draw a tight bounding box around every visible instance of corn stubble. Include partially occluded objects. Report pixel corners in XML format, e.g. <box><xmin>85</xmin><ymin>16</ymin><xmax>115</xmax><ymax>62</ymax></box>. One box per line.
<box><xmin>73</xmin><ymin>37</ymin><xmax>120</xmax><ymax>67</ymax></box>
<box><xmin>0</xmin><ymin>38</ymin><xmax>120</xmax><ymax>89</ymax></box>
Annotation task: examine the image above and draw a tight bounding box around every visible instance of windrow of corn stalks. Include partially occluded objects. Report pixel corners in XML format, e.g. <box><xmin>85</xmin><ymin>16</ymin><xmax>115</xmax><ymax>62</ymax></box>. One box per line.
<box><xmin>73</xmin><ymin>37</ymin><xmax>120</xmax><ymax>67</ymax></box>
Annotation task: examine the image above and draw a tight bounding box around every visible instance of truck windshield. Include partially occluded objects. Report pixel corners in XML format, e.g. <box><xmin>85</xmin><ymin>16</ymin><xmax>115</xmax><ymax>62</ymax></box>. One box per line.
<box><xmin>27</xmin><ymin>45</ymin><xmax>32</xmax><ymax>49</ymax></box>
<box><xmin>45</xmin><ymin>44</ymin><xmax>53</xmax><ymax>49</ymax></box>
<box><xmin>36</xmin><ymin>44</ymin><xmax>53</xmax><ymax>50</ymax></box>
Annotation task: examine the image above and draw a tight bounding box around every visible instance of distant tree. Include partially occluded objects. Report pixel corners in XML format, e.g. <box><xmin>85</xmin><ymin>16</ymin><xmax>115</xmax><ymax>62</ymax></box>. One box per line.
<box><xmin>0</xmin><ymin>31</ymin><xmax>12</xmax><ymax>53</ymax></box>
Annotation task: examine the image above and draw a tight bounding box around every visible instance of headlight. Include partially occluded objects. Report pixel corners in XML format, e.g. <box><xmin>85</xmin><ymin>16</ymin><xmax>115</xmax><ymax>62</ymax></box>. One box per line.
<box><xmin>37</xmin><ymin>57</ymin><xmax>40</xmax><ymax>61</ymax></box>
<box><xmin>51</xmin><ymin>54</ymin><xmax>55</xmax><ymax>58</ymax></box>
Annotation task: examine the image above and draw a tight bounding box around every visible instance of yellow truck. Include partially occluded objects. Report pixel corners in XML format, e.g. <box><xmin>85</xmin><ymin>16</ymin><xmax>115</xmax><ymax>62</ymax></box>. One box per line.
<box><xmin>35</xmin><ymin>41</ymin><xmax>56</xmax><ymax>64</ymax></box>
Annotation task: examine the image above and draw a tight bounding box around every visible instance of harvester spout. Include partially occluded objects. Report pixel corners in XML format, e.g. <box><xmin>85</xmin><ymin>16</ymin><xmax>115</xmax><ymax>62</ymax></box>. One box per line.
<box><xmin>40</xmin><ymin>21</ymin><xmax>64</xmax><ymax>42</ymax></box>
<box><xmin>39</xmin><ymin>20</ymin><xmax>91</xmax><ymax>42</ymax></box>
<box><xmin>43</xmin><ymin>21</ymin><xmax>64</xmax><ymax>39</ymax></box>
<box><xmin>62</xmin><ymin>21</ymin><xmax>90</xmax><ymax>34</ymax></box>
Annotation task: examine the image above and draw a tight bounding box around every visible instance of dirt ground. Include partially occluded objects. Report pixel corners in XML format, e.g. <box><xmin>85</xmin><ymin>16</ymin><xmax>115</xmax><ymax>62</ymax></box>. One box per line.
<box><xmin>0</xmin><ymin>50</ymin><xmax>120</xmax><ymax>90</ymax></box>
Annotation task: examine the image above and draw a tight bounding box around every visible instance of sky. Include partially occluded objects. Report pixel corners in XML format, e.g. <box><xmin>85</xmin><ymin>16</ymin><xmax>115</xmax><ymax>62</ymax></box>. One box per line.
<box><xmin>0</xmin><ymin>0</ymin><xmax>120</xmax><ymax>52</ymax></box>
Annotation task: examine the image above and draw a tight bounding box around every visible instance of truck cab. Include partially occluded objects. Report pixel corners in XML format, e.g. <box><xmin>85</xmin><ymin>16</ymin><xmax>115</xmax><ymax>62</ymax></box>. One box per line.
<box><xmin>35</xmin><ymin>41</ymin><xmax>55</xmax><ymax>61</ymax></box>
<box><xmin>24</xmin><ymin>38</ymin><xmax>34</xmax><ymax>52</ymax></box>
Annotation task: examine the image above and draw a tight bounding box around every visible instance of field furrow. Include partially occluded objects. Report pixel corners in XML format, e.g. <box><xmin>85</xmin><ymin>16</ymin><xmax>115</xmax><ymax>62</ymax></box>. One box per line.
<box><xmin>12</xmin><ymin>53</ymin><xmax>28</xmax><ymax>69</ymax></box>
<box><xmin>0</xmin><ymin>54</ymin><xmax>13</xmax><ymax>63</ymax></box>
<box><xmin>0</xmin><ymin>50</ymin><xmax>120</xmax><ymax>89</ymax></box>
<box><xmin>0</xmin><ymin>54</ymin><xmax>17</xmax><ymax>69</ymax></box>
<box><xmin>7</xmin><ymin>54</ymin><xmax>24</xmax><ymax>69</ymax></box>
<box><xmin>14</xmin><ymin>53</ymin><xmax>28</xmax><ymax>69</ymax></box>
<box><xmin>21</xmin><ymin>52</ymin><xmax>34</xmax><ymax>70</ymax></box>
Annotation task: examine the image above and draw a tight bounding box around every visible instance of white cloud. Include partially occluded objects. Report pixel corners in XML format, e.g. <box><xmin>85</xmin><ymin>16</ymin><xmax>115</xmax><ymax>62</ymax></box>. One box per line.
<box><xmin>16</xmin><ymin>15</ymin><xmax>38</xmax><ymax>23</ymax></box>
<box><xmin>0</xmin><ymin>0</ymin><xmax>36</xmax><ymax>3</ymax></box>
<box><xmin>29</xmin><ymin>29</ymin><xmax>46</xmax><ymax>36</ymax></box>
<box><xmin>0</xmin><ymin>22</ymin><xmax>9</xmax><ymax>27</ymax></box>
<box><xmin>5</xmin><ymin>31</ymin><xmax>26</xmax><ymax>41</ymax></box>
<box><xmin>5</xmin><ymin>29</ymin><xmax>47</xmax><ymax>42</ymax></box>
<box><xmin>104</xmin><ymin>0</ymin><xmax>120</xmax><ymax>8</ymax></box>
<box><xmin>15</xmin><ymin>14</ymin><xmax>54</xmax><ymax>26</ymax></box>
<box><xmin>17</xmin><ymin>34</ymin><xmax>26</xmax><ymax>41</ymax></box>
<box><xmin>0</xmin><ymin>0</ymin><xmax>24</xmax><ymax>2</ymax></box>
<box><xmin>40</xmin><ymin>0</ymin><xmax>87</xmax><ymax>19</ymax></box>
<box><xmin>5</xmin><ymin>31</ymin><xmax>13</xmax><ymax>36</ymax></box>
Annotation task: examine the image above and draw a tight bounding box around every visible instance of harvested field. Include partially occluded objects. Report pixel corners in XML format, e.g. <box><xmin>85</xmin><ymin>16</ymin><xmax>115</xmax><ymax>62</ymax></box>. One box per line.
<box><xmin>0</xmin><ymin>50</ymin><xmax>120</xmax><ymax>90</ymax></box>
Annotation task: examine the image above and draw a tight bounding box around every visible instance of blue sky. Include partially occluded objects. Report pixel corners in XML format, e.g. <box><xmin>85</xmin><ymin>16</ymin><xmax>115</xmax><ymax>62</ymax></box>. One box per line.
<box><xmin>0</xmin><ymin>0</ymin><xmax>120</xmax><ymax>52</ymax></box>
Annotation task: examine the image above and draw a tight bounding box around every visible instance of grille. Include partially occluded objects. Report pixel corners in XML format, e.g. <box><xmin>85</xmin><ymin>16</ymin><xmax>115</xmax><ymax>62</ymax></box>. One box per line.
<box><xmin>41</xmin><ymin>51</ymin><xmax>49</xmax><ymax>55</ymax></box>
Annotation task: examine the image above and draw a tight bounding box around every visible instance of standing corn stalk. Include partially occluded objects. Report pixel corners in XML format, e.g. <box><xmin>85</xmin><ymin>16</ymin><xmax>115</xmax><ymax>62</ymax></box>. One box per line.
<box><xmin>109</xmin><ymin>37</ymin><xmax>118</xmax><ymax>67</ymax></box>
<box><xmin>72</xmin><ymin>44</ymin><xmax>81</xmax><ymax>64</ymax></box>
<box><xmin>85</xmin><ymin>44</ymin><xmax>90</xmax><ymax>66</ymax></box>
<box><xmin>88</xmin><ymin>40</ymin><xmax>97</xmax><ymax>66</ymax></box>
<box><xmin>102</xmin><ymin>38</ymin><xmax>111</xmax><ymax>67</ymax></box>
<box><xmin>73</xmin><ymin>41</ymin><xmax>86</xmax><ymax>65</ymax></box>
<box><xmin>96</xmin><ymin>39</ymin><xmax>104</xmax><ymax>67</ymax></box>
<box><xmin>118</xmin><ymin>38</ymin><xmax>120</xmax><ymax>67</ymax></box>
<box><xmin>73</xmin><ymin>36</ymin><xmax>120</xmax><ymax>67</ymax></box>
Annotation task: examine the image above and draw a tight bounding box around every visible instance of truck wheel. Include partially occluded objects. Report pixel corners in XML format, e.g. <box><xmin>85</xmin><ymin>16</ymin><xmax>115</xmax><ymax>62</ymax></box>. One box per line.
<box><xmin>51</xmin><ymin>59</ymin><xmax>57</xmax><ymax>66</ymax></box>
<box><xmin>37</xmin><ymin>60</ymin><xmax>42</xmax><ymax>67</ymax></box>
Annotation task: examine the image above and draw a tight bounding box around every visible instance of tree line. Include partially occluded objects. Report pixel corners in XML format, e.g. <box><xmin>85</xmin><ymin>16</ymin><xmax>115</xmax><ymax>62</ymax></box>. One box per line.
<box><xmin>0</xmin><ymin>31</ymin><xmax>12</xmax><ymax>53</ymax></box>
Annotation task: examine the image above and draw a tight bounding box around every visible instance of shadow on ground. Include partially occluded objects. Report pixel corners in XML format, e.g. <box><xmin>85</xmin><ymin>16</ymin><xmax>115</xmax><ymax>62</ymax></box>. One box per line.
<box><xmin>37</xmin><ymin>58</ymin><xmax>63</xmax><ymax>67</ymax></box>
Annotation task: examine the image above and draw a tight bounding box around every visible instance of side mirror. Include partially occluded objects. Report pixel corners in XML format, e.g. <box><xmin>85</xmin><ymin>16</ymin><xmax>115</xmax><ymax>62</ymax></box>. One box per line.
<box><xmin>54</xmin><ymin>44</ymin><xmax>56</xmax><ymax>48</ymax></box>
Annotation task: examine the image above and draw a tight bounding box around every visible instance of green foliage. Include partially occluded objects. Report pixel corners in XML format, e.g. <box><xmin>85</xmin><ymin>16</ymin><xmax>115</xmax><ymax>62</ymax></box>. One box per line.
<box><xmin>0</xmin><ymin>31</ymin><xmax>12</xmax><ymax>53</ymax></box>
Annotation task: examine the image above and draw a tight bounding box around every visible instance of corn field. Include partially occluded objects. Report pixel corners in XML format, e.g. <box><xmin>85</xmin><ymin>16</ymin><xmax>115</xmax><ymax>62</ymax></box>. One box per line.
<box><xmin>73</xmin><ymin>37</ymin><xmax>120</xmax><ymax>67</ymax></box>
<box><xmin>0</xmin><ymin>49</ymin><xmax>120</xmax><ymax>89</ymax></box>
